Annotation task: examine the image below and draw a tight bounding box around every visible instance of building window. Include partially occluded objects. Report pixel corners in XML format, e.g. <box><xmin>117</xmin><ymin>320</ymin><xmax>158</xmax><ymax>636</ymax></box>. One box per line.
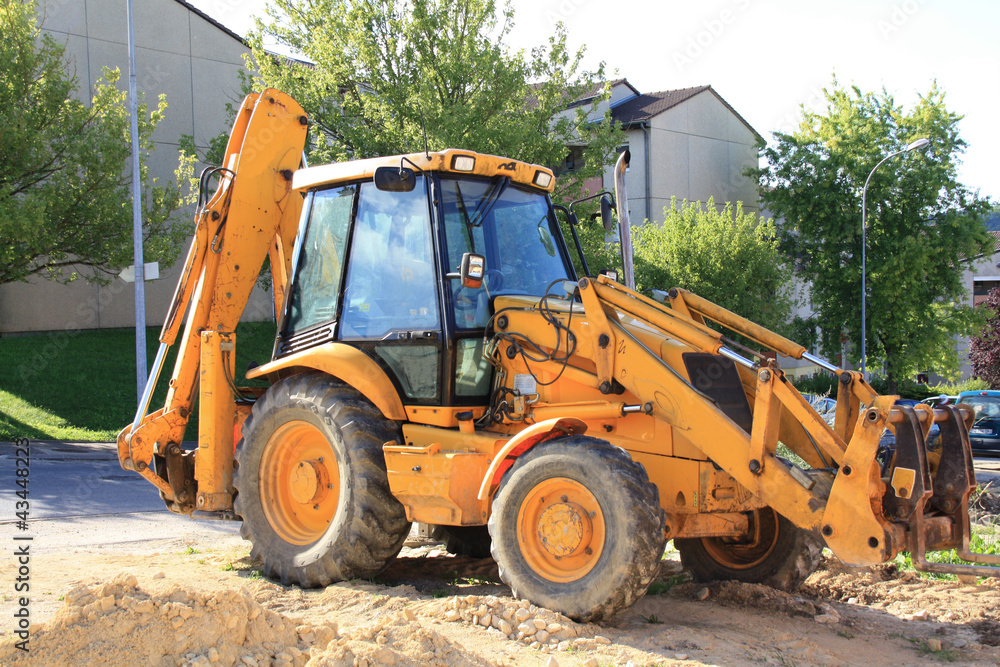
<box><xmin>974</xmin><ymin>279</ymin><xmax>1000</xmax><ymax>306</ymax></box>
<box><xmin>557</xmin><ymin>146</ymin><xmax>586</xmax><ymax>175</ymax></box>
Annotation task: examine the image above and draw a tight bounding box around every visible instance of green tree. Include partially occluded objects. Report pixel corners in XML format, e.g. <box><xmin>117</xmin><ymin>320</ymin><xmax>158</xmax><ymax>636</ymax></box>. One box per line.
<box><xmin>628</xmin><ymin>198</ymin><xmax>795</xmax><ymax>333</ymax></box>
<box><xmin>0</xmin><ymin>0</ymin><xmax>194</xmax><ymax>286</ymax></box>
<box><xmin>245</xmin><ymin>0</ymin><xmax>623</xmax><ymax>202</ymax></box>
<box><xmin>752</xmin><ymin>79</ymin><xmax>991</xmax><ymax>391</ymax></box>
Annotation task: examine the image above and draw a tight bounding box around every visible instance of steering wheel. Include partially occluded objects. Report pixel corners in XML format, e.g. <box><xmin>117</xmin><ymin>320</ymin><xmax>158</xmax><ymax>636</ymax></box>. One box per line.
<box><xmin>454</xmin><ymin>270</ymin><xmax>504</xmax><ymax>311</ymax></box>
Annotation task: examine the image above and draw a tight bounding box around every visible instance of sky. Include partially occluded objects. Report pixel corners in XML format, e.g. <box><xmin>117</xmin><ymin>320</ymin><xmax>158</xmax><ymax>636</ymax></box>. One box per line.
<box><xmin>187</xmin><ymin>0</ymin><xmax>1000</xmax><ymax>202</ymax></box>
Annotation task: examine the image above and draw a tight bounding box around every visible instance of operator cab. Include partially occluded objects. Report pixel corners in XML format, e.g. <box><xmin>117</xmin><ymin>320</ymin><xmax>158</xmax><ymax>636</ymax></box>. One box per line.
<box><xmin>277</xmin><ymin>150</ymin><xmax>574</xmax><ymax>409</ymax></box>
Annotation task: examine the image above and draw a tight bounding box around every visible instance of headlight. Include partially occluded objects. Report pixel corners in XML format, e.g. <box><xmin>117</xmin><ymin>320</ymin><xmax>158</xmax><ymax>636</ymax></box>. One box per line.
<box><xmin>451</xmin><ymin>155</ymin><xmax>476</xmax><ymax>172</ymax></box>
<box><xmin>533</xmin><ymin>170</ymin><xmax>552</xmax><ymax>188</ymax></box>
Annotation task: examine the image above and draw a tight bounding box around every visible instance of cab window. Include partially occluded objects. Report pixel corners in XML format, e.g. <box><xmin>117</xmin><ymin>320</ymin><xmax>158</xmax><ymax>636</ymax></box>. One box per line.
<box><xmin>339</xmin><ymin>177</ymin><xmax>439</xmax><ymax>339</ymax></box>
<box><xmin>285</xmin><ymin>184</ymin><xmax>356</xmax><ymax>332</ymax></box>
<box><xmin>440</xmin><ymin>178</ymin><xmax>570</xmax><ymax>330</ymax></box>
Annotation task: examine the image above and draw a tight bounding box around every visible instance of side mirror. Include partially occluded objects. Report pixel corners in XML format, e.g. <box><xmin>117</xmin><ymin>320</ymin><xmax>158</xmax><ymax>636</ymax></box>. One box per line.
<box><xmin>374</xmin><ymin>166</ymin><xmax>416</xmax><ymax>192</ymax></box>
<box><xmin>460</xmin><ymin>253</ymin><xmax>486</xmax><ymax>288</ymax></box>
<box><xmin>600</xmin><ymin>194</ymin><xmax>614</xmax><ymax>233</ymax></box>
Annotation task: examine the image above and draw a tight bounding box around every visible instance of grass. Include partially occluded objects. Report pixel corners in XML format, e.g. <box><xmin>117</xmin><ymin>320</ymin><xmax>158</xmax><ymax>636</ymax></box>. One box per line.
<box><xmin>221</xmin><ymin>559</ymin><xmax>264</xmax><ymax>580</ymax></box>
<box><xmin>647</xmin><ymin>573</ymin><xmax>687</xmax><ymax>595</ymax></box>
<box><xmin>0</xmin><ymin>321</ymin><xmax>277</xmax><ymax>442</ymax></box>
<box><xmin>911</xmin><ymin>638</ymin><xmax>957</xmax><ymax>662</ymax></box>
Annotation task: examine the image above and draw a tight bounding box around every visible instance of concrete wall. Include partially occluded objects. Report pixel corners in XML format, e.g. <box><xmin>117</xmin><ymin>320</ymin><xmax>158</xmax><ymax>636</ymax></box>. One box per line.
<box><xmin>0</xmin><ymin>0</ymin><xmax>276</xmax><ymax>335</ymax></box>
<box><xmin>605</xmin><ymin>89</ymin><xmax>760</xmax><ymax>226</ymax></box>
<box><xmin>646</xmin><ymin>90</ymin><xmax>759</xmax><ymax>221</ymax></box>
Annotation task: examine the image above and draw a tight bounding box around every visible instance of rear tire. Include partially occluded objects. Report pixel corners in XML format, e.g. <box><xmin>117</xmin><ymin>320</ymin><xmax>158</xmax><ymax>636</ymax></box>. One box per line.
<box><xmin>234</xmin><ymin>372</ymin><xmax>410</xmax><ymax>587</ymax></box>
<box><xmin>488</xmin><ymin>435</ymin><xmax>666</xmax><ymax>622</ymax></box>
<box><xmin>674</xmin><ymin>507</ymin><xmax>821</xmax><ymax>591</ymax></box>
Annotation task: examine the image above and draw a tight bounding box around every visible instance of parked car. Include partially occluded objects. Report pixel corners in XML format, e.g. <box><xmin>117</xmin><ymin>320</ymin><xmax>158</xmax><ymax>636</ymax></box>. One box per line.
<box><xmin>921</xmin><ymin>394</ymin><xmax>959</xmax><ymax>406</ymax></box>
<box><xmin>808</xmin><ymin>396</ymin><xmax>837</xmax><ymax>426</ymax></box>
<box><xmin>876</xmin><ymin>399</ymin><xmax>941</xmax><ymax>473</ymax></box>
<box><xmin>957</xmin><ymin>390</ymin><xmax>1000</xmax><ymax>455</ymax></box>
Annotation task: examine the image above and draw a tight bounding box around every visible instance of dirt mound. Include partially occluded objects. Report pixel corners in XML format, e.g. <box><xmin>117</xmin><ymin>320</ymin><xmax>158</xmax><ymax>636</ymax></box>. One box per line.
<box><xmin>801</xmin><ymin>559</ymin><xmax>1000</xmax><ymax>624</ymax></box>
<box><xmin>311</xmin><ymin>614</ymin><xmax>488</xmax><ymax>666</ymax></box>
<box><xmin>0</xmin><ymin>573</ymin><xmax>314</xmax><ymax>667</ymax></box>
<box><xmin>3</xmin><ymin>567</ymin><xmax>605</xmax><ymax>667</ymax></box>
<box><xmin>410</xmin><ymin>593</ymin><xmax>610</xmax><ymax>651</ymax></box>
<box><xmin>800</xmin><ymin>559</ymin><xmax>906</xmax><ymax>604</ymax></box>
<box><xmin>672</xmin><ymin>581</ymin><xmax>832</xmax><ymax>619</ymax></box>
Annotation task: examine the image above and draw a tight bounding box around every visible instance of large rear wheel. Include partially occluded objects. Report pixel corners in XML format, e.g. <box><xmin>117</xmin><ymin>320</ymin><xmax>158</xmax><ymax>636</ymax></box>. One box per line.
<box><xmin>674</xmin><ymin>507</ymin><xmax>821</xmax><ymax>591</ymax></box>
<box><xmin>234</xmin><ymin>372</ymin><xmax>410</xmax><ymax>587</ymax></box>
<box><xmin>488</xmin><ymin>435</ymin><xmax>666</xmax><ymax>621</ymax></box>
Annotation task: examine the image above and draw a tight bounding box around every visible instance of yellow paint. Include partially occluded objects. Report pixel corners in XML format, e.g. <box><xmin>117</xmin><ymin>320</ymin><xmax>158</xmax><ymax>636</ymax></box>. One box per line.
<box><xmin>195</xmin><ymin>331</ymin><xmax>236</xmax><ymax>510</ymax></box>
<box><xmin>404</xmin><ymin>405</ymin><xmax>488</xmax><ymax>428</ymax></box>
<box><xmin>384</xmin><ymin>442</ymin><xmax>490</xmax><ymax>525</ymax></box>
<box><xmin>477</xmin><ymin>418</ymin><xmax>588</xmax><ymax>501</ymax></box>
<box><xmin>247</xmin><ymin>342</ymin><xmax>406</xmax><ymax>421</ymax></box>
<box><xmin>116</xmin><ymin>86</ymin><xmax>983</xmax><ymax>578</ymax></box>
<box><xmin>294</xmin><ymin>148</ymin><xmax>555</xmax><ymax>194</ymax></box>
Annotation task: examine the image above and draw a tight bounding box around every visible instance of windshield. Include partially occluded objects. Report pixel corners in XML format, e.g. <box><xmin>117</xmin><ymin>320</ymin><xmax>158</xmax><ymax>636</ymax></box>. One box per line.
<box><xmin>439</xmin><ymin>177</ymin><xmax>571</xmax><ymax>329</ymax></box>
<box><xmin>962</xmin><ymin>395</ymin><xmax>1000</xmax><ymax>421</ymax></box>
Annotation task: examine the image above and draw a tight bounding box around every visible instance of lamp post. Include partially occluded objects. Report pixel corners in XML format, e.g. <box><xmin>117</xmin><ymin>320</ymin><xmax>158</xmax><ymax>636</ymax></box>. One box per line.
<box><xmin>860</xmin><ymin>137</ymin><xmax>931</xmax><ymax>381</ymax></box>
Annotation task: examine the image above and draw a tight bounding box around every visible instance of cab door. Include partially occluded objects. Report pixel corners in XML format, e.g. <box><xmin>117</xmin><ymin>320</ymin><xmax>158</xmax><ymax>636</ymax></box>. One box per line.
<box><xmin>336</xmin><ymin>176</ymin><xmax>444</xmax><ymax>403</ymax></box>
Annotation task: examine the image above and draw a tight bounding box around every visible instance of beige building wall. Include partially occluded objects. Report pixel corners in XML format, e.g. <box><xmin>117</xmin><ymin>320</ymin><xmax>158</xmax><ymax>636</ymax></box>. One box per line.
<box><xmin>646</xmin><ymin>91</ymin><xmax>759</xmax><ymax>221</ymax></box>
<box><xmin>603</xmin><ymin>89</ymin><xmax>760</xmax><ymax>226</ymax></box>
<box><xmin>0</xmin><ymin>0</ymin><xmax>277</xmax><ymax>335</ymax></box>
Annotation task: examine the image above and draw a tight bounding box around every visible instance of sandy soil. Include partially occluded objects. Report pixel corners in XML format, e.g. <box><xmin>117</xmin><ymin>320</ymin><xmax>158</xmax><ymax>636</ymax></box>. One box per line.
<box><xmin>4</xmin><ymin>512</ymin><xmax>1000</xmax><ymax>666</ymax></box>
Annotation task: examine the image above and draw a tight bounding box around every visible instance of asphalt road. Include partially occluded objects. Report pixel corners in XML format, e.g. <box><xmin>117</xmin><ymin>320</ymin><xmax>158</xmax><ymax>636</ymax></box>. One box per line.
<box><xmin>1</xmin><ymin>440</ymin><xmax>999</xmax><ymax>556</ymax></box>
<box><xmin>0</xmin><ymin>440</ymin><xmax>239</xmax><ymax>555</ymax></box>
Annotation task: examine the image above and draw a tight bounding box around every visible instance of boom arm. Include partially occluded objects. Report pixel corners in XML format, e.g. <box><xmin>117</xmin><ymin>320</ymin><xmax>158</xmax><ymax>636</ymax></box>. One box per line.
<box><xmin>117</xmin><ymin>91</ymin><xmax>308</xmax><ymax>513</ymax></box>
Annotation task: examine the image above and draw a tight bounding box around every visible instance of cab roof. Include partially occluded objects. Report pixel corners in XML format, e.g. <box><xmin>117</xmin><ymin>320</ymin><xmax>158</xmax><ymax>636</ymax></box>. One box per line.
<box><xmin>292</xmin><ymin>148</ymin><xmax>556</xmax><ymax>194</ymax></box>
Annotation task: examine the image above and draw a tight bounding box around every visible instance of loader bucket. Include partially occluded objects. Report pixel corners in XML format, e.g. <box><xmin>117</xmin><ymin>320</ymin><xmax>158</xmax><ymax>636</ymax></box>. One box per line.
<box><xmin>884</xmin><ymin>403</ymin><xmax>1000</xmax><ymax>576</ymax></box>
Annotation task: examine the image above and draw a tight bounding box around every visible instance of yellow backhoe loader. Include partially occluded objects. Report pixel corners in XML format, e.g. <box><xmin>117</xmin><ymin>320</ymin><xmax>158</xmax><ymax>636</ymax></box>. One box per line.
<box><xmin>119</xmin><ymin>90</ymin><xmax>998</xmax><ymax>621</ymax></box>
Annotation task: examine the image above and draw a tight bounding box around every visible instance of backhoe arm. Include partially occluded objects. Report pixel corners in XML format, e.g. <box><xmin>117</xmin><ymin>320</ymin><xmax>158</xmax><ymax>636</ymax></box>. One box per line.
<box><xmin>117</xmin><ymin>90</ymin><xmax>308</xmax><ymax>513</ymax></box>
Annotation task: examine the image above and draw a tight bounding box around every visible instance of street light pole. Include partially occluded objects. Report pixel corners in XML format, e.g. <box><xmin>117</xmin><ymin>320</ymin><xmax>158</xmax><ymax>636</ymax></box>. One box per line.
<box><xmin>126</xmin><ymin>0</ymin><xmax>146</xmax><ymax>399</ymax></box>
<box><xmin>860</xmin><ymin>137</ymin><xmax>931</xmax><ymax>381</ymax></box>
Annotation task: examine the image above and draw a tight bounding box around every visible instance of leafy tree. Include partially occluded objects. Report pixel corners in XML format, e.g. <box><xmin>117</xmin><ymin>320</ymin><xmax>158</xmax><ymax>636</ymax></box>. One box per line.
<box><xmin>752</xmin><ymin>78</ymin><xmax>992</xmax><ymax>391</ymax></box>
<box><xmin>629</xmin><ymin>198</ymin><xmax>794</xmax><ymax>333</ymax></box>
<box><xmin>970</xmin><ymin>287</ymin><xmax>1000</xmax><ymax>389</ymax></box>
<box><xmin>245</xmin><ymin>0</ymin><xmax>623</xmax><ymax>202</ymax></box>
<box><xmin>0</xmin><ymin>0</ymin><xmax>194</xmax><ymax>286</ymax></box>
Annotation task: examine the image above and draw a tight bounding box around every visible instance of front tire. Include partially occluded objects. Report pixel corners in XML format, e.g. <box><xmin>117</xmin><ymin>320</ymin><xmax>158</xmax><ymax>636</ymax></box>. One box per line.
<box><xmin>488</xmin><ymin>435</ymin><xmax>666</xmax><ymax>622</ymax></box>
<box><xmin>234</xmin><ymin>372</ymin><xmax>410</xmax><ymax>587</ymax></box>
<box><xmin>674</xmin><ymin>507</ymin><xmax>821</xmax><ymax>591</ymax></box>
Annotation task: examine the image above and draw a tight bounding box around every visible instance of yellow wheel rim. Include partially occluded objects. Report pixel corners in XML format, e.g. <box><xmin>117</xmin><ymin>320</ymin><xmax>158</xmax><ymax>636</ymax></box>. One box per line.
<box><xmin>701</xmin><ymin>508</ymin><xmax>778</xmax><ymax>570</ymax></box>
<box><xmin>517</xmin><ymin>477</ymin><xmax>605</xmax><ymax>583</ymax></box>
<box><xmin>259</xmin><ymin>420</ymin><xmax>340</xmax><ymax>545</ymax></box>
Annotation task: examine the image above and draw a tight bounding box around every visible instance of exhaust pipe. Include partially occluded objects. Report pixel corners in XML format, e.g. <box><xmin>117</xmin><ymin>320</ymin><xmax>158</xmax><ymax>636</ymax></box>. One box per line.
<box><xmin>613</xmin><ymin>150</ymin><xmax>635</xmax><ymax>290</ymax></box>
